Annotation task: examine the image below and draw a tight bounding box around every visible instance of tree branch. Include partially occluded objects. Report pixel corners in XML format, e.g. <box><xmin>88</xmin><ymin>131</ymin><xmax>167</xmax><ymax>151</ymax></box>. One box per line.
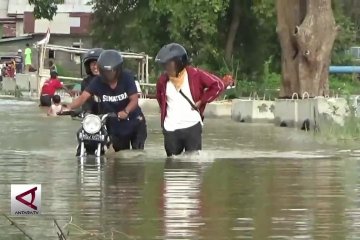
<box><xmin>54</xmin><ymin>219</ymin><xmax>67</xmax><ymax>240</ymax></box>
<box><xmin>2</xmin><ymin>213</ymin><xmax>33</xmax><ymax>240</ymax></box>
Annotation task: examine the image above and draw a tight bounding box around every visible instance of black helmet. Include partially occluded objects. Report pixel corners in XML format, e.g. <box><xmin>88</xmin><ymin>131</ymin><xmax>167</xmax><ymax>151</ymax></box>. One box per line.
<box><xmin>97</xmin><ymin>50</ymin><xmax>124</xmax><ymax>83</ymax></box>
<box><xmin>83</xmin><ymin>48</ymin><xmax>103</xmax><ymax>75</ymax></box>
<box><xmin>155</xmin><ymin>43</ymin><xmax>188</xmax><ymax>74</ymax></box>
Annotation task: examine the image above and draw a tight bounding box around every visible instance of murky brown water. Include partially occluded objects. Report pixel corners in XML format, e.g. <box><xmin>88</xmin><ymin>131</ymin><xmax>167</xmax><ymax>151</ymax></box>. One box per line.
<box><xmin>0</xmin><ymin>99</ymin><xmax>359</xmax><ymax>239</ymax></box>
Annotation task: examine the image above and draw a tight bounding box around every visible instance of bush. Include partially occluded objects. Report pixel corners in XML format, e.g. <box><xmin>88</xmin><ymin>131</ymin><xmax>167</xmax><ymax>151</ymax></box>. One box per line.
<box><xmin>56</xmin><ymin>64</ymin><xmax>74</xmax><ymax>78</ymax></box>
<box><xmin>329</xmin><ymin>74</ymin><xmax>360</xmax><ymax>96</ymax></box>
<box><xmin>316</xmin><ymin>110</ymin><xmax>360</xmax><ymax>145</ymax></box>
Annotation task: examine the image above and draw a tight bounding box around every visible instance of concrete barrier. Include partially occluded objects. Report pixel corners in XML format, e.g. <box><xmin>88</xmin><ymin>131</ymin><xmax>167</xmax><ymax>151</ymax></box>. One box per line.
<box><xmin>15</xmin><ymin>74</ymin><xmax>30</xmax><ymax>91</ymax></box>
<box><xmin>231</xmin><ymin>99</ymin><xmax>275</xmax><ymax>123</ymax></box>
<box><xmin>274</xmin><ymin>95</ymin><xmax>350</xmax><ymax>130</ymax></box>
<box><xmin>274</xmin><ymin>98</ymin><xmax>299</xmax><ymax>127</ymax></box>
<box><xmin>2</xmin><ymin>77</ymin><xmax>16</xmax><ymax>92</ymax></box>
<box><xmin>14</xmin><ymin>73</ymin><xmax>38</xmax><ymax>97</ymax></box>
<box><xmin>349</xmin><ymin>95</ymin><xmax>360</xmax><ymax>117</ymax></box>
<box><xmin>204</xmin><ymin>101</ymin><xmax>232</xmax><ymax>118</ymax></box>
<box><xmin>297</xmin><ymin>97</ymin><xmax>349</xmax><ymax>130</ymax></box>
<box><xmin>138</xmin><ymin>99</ymin><xmax>234</xmax><ymax>118</ymax></box>
<box><xmin>29</xmin><ymin>75</ymin><xmax>38</xmax><ymax>95</ymax></box>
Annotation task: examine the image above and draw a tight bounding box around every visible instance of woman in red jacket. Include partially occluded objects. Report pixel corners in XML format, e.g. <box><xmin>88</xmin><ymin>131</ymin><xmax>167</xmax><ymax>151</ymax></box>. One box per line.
<box><xmin>155</xmin><ymin>43</ymin><xmax>225</xmax><ymax>157</ymax></box>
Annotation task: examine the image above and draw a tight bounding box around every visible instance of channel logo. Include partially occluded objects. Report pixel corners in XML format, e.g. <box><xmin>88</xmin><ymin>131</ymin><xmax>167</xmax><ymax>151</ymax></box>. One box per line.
<box><xmin>11</xmin><ymin>184</ymin><xmax>41</xmax><ymax>215</ymax></box>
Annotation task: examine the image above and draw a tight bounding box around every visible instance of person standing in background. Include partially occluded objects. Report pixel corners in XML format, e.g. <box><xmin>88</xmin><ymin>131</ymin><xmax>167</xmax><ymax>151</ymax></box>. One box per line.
<box><xmin>24</xmin><ymin>43</ymin><xmax>32</xmax><ymax>72</ymax></box>
<box><xmin>16</xmin><ymin>49</ymin><xmax>23</xmax><ymax>74</ymax></box>
<box><xmin>6</xmin><ymin>61</ymin><xmax>15</xmax><ymax>78</ymax></box>
<box><xmin>49</xmin><ymin>60</ymin><xmax>57</xmax><ymax>73</ymax></box>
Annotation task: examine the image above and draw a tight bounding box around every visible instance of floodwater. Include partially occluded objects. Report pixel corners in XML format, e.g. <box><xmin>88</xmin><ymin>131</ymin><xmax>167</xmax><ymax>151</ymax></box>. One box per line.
<box><xmin>0</xmin><ymin>99</ymin><xmax>360</xmax><ymax>239</ymax></box>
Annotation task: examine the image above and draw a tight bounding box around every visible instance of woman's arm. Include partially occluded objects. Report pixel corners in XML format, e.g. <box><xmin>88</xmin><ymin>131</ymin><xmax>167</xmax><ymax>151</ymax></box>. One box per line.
<box><xmin>66</xmin><ymin>91</ymin><xmax>92</xmax><ymax>110</ymax></box>
<box><xmin>198</xmin><ymin>68</ymin><xmax>225</xmax><ymax>104</ymax></box>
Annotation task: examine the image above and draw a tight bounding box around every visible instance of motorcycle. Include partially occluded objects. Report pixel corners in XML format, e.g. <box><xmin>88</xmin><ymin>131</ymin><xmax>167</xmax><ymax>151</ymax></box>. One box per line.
<box><xmin>58</xmin><ymin>110</ymin><xmax>118</xmax><ymax>157</ymax></box>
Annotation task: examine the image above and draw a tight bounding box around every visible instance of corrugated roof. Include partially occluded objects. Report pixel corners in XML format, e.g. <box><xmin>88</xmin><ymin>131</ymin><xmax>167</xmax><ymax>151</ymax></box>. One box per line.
<box><xmin>0</xmin><ymin>35</ymin><xmax>32</xmax><ymax>43</ymax></box>
<box><xmin>7</xmin><ymin>0</ymin><xmax>93</xmax><ymax>15</ymax></box>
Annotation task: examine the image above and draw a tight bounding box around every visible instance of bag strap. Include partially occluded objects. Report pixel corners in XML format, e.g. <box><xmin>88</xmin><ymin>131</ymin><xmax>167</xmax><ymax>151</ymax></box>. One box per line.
<box><xmin>179</xmin><ymin>89</ymin><xmax>199</xmax><ymax>113</ymax></box>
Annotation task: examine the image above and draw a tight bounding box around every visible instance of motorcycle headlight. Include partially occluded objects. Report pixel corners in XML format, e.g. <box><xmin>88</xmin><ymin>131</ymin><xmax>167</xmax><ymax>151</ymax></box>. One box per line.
<box><xmin>82</xmin><ymin>114</ymin><xmax>101</xmax><ymax>134</ymax></box>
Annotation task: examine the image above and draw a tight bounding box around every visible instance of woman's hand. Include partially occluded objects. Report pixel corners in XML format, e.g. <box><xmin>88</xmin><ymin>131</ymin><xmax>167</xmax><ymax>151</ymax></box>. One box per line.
<box><xmin>194</xmin><ymin>100</ymin><xmax>202</xmax><ymax>109</ymax></box>
<box><xmin>118</xmin><ymin>111</ymin><xmax>129</xmax><ymax>120</ymax></box>
<box><xmin>222</xmin><ymin>74</ymin><xmax>235</xmax><ymax>88</ymax></box>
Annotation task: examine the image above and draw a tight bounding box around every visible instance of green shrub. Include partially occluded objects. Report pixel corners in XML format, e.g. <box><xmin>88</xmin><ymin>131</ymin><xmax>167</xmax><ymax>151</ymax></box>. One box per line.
<box><xmin>329</xmin><ymin>74</ymin><xmax>360</xmax><ymax>96</ymax></box>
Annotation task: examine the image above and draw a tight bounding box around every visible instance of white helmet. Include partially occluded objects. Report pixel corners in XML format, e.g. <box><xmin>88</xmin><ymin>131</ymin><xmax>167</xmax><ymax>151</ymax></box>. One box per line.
<box><xmin>18</xmin><ymin>49</ymin><xmax>22</xmax><ymax>53</ymax></box>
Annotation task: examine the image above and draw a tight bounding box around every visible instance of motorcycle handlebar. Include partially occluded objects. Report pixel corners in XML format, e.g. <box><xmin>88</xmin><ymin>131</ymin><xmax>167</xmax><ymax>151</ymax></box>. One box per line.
<box><xmin>57</xmin><ymin>109</ymin><xmax>83</xmax><ymax>118</ymax></box>
<box><xmin>57</xmin><ymin>111</ymin><xmax>75</xmax><ymax>116</ymax></box>
<box><xmin>105</xmin><ymin>112</ymin><xmax>118</xmax><ymax>118</ymax></box>
<box><xmin>58</xmin><ymin>111</ymin><xmax>119</xmax><ymax>120</ymax></box>
<box><xmin>101</xmin><ymin>112</ymin><xmax>118</xmax><ymax>121</ymax></box>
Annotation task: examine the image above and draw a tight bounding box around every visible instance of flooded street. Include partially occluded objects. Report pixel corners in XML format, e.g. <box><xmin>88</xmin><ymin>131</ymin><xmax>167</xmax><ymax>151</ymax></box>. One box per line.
<box><xmin>1</xmin><ymin>99</ymin><xmax>360</xmax><ymax>239</ymax></box>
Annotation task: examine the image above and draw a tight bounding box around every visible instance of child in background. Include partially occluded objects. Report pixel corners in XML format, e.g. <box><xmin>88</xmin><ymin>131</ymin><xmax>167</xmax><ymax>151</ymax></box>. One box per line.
<box><xmin>47</xmin><ymin>95</ymin><xmax>62</xmax><ymax>116</ymax></box>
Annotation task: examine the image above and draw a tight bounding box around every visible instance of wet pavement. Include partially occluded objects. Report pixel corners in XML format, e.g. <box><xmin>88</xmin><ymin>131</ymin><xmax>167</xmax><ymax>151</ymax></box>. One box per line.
<box><xmin>0</xmin><ymin>99</ymin><xmax>359</xmax><ymax>239</ymax></box>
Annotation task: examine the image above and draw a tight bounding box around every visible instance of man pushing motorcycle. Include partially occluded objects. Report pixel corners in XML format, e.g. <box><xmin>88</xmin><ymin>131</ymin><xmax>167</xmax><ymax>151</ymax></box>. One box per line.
<box><xmin>62</xmin><ymin>50</ymin><xmax>147</xmax><ymax>153</ymax></box>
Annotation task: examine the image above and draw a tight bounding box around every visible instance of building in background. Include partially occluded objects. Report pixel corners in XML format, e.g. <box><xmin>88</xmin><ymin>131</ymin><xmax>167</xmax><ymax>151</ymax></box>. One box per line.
<box><xmin>0</xmin><ymin>0</ymin><xmax>94</xmax><ymax>76</ymax></box>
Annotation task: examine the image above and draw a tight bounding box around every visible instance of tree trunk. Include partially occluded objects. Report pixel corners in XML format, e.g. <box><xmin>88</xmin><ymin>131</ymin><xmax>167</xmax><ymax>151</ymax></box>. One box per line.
<box><xmin>224</xmin><ymin>0</ymin><xmax>241</xmax><ymax>62</ymax></box>
<box><xmin>276</xmin><ymin>0</ymin><xmax>339</xmax><ymax>98</ymax></box>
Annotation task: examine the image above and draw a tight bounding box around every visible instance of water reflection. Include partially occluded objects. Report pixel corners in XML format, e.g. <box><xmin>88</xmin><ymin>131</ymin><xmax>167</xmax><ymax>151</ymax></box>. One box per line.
<box><xmin>76</xmin><ymin>157</ymin><xmax>104</xmax><ymax>232</ymax></box>
<box><xmin>2</xmin><ymin>100</ymin><xmax>360</xmax><ymax>239</ymax></box>
<box><xmin>163</xmin><ymin>159</ymin><xmax>208</xmax><ymax>239</ymax></box>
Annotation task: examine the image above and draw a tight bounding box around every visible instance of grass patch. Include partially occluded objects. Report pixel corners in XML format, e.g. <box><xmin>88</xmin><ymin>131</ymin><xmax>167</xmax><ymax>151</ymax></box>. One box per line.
<box><xmin>314</xmin><ymin>99</ymin><xmax>360</xmax><ymax>147</ymax></box>
<box><xmin>318</xmin><ymin>115</ymin><xmax>360</xmax><ymax>142</ymax></box>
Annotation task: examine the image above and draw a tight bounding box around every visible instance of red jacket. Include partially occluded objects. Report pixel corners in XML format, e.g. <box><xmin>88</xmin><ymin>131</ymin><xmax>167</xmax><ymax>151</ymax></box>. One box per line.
<box><xmin>41</xmin><ymin>78</ymin><xmax>63</xmax><ymax>96</ymax></box>
<box><xmin>156</xmin><ymin>66</ymin><xmax>225</xmax><ymax>127</ymax></box>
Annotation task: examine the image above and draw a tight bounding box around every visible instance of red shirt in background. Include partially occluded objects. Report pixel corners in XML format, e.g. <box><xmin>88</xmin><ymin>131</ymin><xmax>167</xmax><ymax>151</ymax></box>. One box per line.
<box><xmin>41</xmin><ymin>78</ymin><xmax>63</xmax><ymax>96</ymax></box>
<box><xmin>6</xmin><ymin>65</ymin><xmax>15</xmax><ymax>78</ymax></box>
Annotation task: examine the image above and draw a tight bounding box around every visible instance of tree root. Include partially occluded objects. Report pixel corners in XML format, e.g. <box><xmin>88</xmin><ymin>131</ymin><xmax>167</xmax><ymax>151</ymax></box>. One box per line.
<box><xmin>2</xmin><ymin>213</ymin><xmax>134</xmax><ymax>240</ymax></box>
<box><xmin>2</xmin><ymin>213</ymin><xmax>34</xmax><ymax>240</ymax></box>
<box><xmin>54</xmin><ymin>218</ymin><xmax>67</xmax><ymax>240</ymax></box>
<box><xmin>61</xmin><ymin>216</ymin><xmax>135</xmax><ymax>240</ymax></box>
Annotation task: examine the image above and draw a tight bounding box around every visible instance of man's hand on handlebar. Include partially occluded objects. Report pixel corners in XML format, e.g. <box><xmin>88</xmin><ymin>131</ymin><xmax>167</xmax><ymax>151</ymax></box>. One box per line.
<box><xmin>117</xmin><ymin>111</ymin><xmax>129</xmax><ymax>120</ymax></box>
<box><xmin>56</xmin><ymin>108</ymin><xmax>81</xmax><ymax>118</ymax></box>
<box><xmin>57</xmin><ymin>110</ymin><xmax>73</xmax><ymax>116</ymax></box>
<box><xmin>60</xmin><ymin>104</ymin><xmax>71</xmax><ymax>113</ymax></box>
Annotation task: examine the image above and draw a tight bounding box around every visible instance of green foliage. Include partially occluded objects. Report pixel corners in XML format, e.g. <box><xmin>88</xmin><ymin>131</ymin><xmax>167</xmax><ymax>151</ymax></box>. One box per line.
<box><xmin>218</xmin><ymin>56</ymin><xmax>240</xmax><ymax>80</ymax></box>
<box><xmin>316</xmin><ymin>101</ymin><xmax>360</xmax><ymax>144</ymax></box>
<box><xmin>28</xmin><ymin>0</ymin><xmax>64</xmax><ymax>20</ymax></box>
<box><xmin>222</xmin><ymin>56</ymin><xmax>280</xmax><ymax>100</ymax></box>
<box><xmin>89</xmin><ymin>0</ymin><xmax>178</xmax><ymax>58</ymax></box>
<box><xmin>142</xmin><ymin>0</ymin><xmax>228</xmax><ymax>64</ymax></box>
<box><xmin>32</xmin><ymin>0</ymin><xmax>358</xmax><ymax>98</ymax></box>
<box><xmin>329</xmin><ymin>74</ymin><xmax>360</xmax><ymax>96</ymax></box>
<box><xmin>262</xmin><ymin>56</ymin><xmax>279</xmax><ymax>88</ymax></box>
<box><xmin>56</xmin><ymin>64</ymin><xmax>73</xmax><ymax>78</ymax></box>
<box><xmin>332</xmin><ymin>0</ymin><xmax>357</xmax><ymax>65</ymax></box>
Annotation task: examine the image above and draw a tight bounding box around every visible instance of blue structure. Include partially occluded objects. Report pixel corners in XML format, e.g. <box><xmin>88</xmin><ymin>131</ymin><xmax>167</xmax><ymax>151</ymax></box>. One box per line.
<box><xmin>329</xmin><ymin>66</ymin><xmax>360</xmax><ymax>73</ymax></box>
